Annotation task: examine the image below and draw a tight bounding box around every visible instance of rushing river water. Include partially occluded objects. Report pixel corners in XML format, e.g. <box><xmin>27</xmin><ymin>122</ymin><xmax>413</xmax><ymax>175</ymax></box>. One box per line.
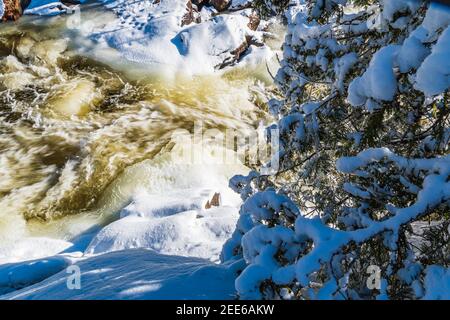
<box><xmin>0</xmin><ymin>8</ymin><xmax>281</xmax><ymax>248</ymax></box>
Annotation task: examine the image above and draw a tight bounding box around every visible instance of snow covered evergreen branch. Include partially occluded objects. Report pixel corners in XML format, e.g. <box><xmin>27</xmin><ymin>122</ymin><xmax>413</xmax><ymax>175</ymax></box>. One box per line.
<box><xmin>223</xmin><ymin>0</ymin><xmax>450</xmax><ymax>300</ymax></box>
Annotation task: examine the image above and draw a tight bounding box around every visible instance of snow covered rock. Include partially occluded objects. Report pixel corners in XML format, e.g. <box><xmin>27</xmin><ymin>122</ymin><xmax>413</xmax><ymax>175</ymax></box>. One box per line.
<box><xmin>176</xmin><ymin>14</ymin><xmax>256</xmax><ymax>70</ymax></box>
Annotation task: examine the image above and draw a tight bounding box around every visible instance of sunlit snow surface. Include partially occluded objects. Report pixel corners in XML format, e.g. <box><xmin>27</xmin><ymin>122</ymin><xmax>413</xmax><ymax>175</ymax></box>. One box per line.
<box><xmin>1</xmin><ymin>250</ymin><xmax>241</xmax><ymax>299</ymax></box>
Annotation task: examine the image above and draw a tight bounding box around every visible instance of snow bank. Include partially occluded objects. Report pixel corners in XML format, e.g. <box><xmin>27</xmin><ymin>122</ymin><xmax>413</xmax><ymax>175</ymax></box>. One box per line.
<box><xmin>24</xmin><ymin>0</ymin><xmax>87</xmax><ymax>15</ymax></box>
<box><xmin>0</xmin><ymin>0</ymin><xmax>5</xmax><ymax>18</ymax></box>
<box><xmin>8</xmin><ymin>0</ymin><xmax>280</xmax><ymax>77</ymax></box>
<box><xmin>1</xmin><ymin>249</ymin><xmax>242</xmax><ymax>300</ymax></box>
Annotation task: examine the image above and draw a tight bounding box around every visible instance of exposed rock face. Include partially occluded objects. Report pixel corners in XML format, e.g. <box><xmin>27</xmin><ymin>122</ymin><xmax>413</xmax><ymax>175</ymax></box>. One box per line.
<box><xmin>210</xmin><ymin>0</ymin><xmax>231</xmax><ymax>12</ymax></box>
<box><xmin>1</xmin><ymin>0</ymin><xmax>23</xmax><ymax>21</ymax></box>
<box><xmin>205</xmin><ymin>193</ymin><xmax>221</xmax><ymax>209</ymax></box>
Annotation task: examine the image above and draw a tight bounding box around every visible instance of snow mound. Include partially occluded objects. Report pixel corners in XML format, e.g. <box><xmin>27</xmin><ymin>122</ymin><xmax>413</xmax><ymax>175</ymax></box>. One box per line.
<box><xmin>1</xmin><ymin>249</ymin><xmax>242</xmax><ymax>300</ymax></box>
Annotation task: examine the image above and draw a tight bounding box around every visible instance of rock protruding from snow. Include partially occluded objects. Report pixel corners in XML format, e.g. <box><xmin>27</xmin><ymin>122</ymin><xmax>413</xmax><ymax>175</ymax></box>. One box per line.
<box><xmin>1</xmin><ymin>0</ymin><xmax>23</xmax><ymax>21</ymax></box>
